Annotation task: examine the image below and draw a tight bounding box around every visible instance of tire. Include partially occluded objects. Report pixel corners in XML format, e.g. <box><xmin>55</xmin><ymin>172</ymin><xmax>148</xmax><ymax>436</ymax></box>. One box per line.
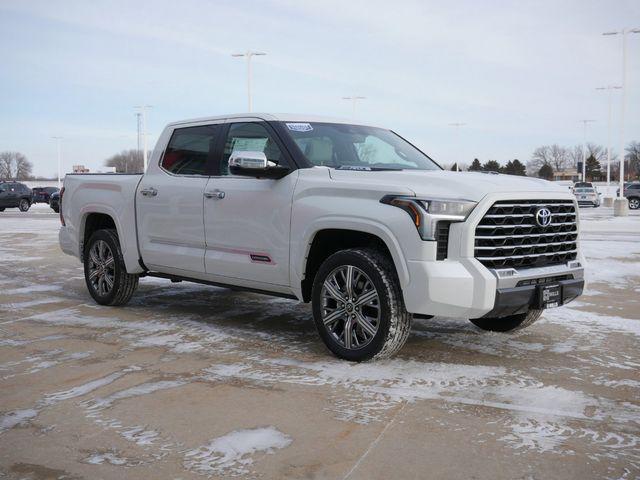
<box><xmin>469</xmin><ymin>309</ymin><xmax>543</xmax><ymax>333</ymax></box>
<box><xmin>52</xmin><ymin>206</ymin><xmax>59</xmax><ymax>213</ymax></box>
<box><xmin>84</xmin><ymin>229</ymin><xmax>139</xmax><ymax>306</ymax></box>
<box><xmin>0</xmin><ymin>208</ymin><xmax>4</xmax><ymax>212</ymax></box>
<box><xmin>18</xmin><ymin>199</ymin><xmax>30</xmax><ymax>212</ymax></box>
<box><xmin>629</xmin><ymin>198</ymin><xmax>640</xmax><ymax>210</ymax></box>
<box><xmin>311</xmin><ymin>248</ymin><xmax>412</xmax><ymax>361</ymax></box>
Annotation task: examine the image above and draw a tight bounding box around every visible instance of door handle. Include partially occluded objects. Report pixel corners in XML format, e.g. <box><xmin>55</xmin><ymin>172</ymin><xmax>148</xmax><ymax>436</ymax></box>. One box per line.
<box><xmin>140</xmin><ymin>187</ymin><xmax>158</xmax><ymax>197</ymax></box>
<box><xmin>204</xmin><ymin>189</ymin><xmax>225</xmax><ymax>199</ymax></box>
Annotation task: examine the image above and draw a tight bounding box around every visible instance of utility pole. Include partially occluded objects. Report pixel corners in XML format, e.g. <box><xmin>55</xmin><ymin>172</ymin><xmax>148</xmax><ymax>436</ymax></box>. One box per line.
<box><xmin>134</xmin><ymin>105</ymin><xmax>152</xmax><ymax>171</ymax></box>
<box><xmin>231</xmin><ymin>51</ymin><xmax>267</xmax><ymax>112</ymax></box>
<box><xmin>135</xmin><ymin>112</ymin><xmax>142</xmax><ymax>155</ymax></box>
<box><xmin>342</xmin><ymin>96</ymin><xmax>366</xmax><ymax>119</ymax></box>
<box><xmin>448</xmin><ymin>123</ymin><xmax>466</xmax><ymax>171</ymax></box>
<box><xmin>596</xmin><ymin>85</ymin><xmax>621</xmax><ymax>206</ymax></box>
<box><xmin>580</xmin><ymin>120</ymin><xmax>595</xmax><ymax>182</ymax></box>
<box><xmin>52</xmin><ymin>136</ymin><xmax>62</xmax><ymax>188</ymax></box>
<box><xmin>603</xmin><ymin>27</ymin><xmax>640</xmax><ymax>216</ymax></box>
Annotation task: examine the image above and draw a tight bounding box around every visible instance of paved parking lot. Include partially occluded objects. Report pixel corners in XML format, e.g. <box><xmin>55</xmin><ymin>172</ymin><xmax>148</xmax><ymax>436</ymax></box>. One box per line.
<box><xmin>1</xmin><ymin>204</ymin><xmax>639</xmax><ymax>479</ymax></box>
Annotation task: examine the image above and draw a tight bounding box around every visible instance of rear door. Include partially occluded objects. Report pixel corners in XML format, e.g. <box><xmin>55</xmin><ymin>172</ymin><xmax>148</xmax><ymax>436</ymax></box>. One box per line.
<box><xmin>203</xmin><ymin>120</ymin><xmax>298</xmax><ymax>286</ymax></box>
<box><xmin>136</xmin><ymin>123</ymin><xmax>221</xmax><ymax>274</ymax></box>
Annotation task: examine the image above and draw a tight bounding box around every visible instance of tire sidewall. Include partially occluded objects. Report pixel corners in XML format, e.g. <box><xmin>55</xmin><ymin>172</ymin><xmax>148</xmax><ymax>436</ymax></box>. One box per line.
<box><xmin>629</xmin><ymin>198</ymin><xmax>640</xmax><ymax>210</ymax></box>
<box><xmin>19</xmin><ymin>199</ymin><xmax>30</xmax><ymax>212</ymax></box>
<box><xmin>84</xmin><ymin>229</ymin><xmax>125</xmax><ymax>305</ymax></box>
<box><xmin>312</xmin><ymin>250</ymin><xmax>394</xmax><ymax>361</ymax></box>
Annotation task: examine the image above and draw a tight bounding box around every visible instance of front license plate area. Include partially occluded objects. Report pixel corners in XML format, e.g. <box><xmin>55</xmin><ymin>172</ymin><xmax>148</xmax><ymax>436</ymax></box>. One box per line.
<box><xmin>537</xmin><ymin>284</ymin><xmax>562</xmax><ymax>309</ymax></box>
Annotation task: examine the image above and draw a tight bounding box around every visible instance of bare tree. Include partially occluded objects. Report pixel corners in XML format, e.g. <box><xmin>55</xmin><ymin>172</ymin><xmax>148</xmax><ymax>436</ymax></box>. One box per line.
<box><xmin>528</xmin><ymin>144</ymin><xmax>569</xmax><ymax>173</ymax></box>
<box><xmin>0</xmin><ymin>151</ymin><xmax>33</xmax><ymax>180</ymax></box>
<box><xmin>105</xmin><ymin>150</ymin><xmax>144</xmax><ymax>173</ymax></box>
<box><xmin>626</xmin><ymin>141</ymin><xmax>640</xmax><ymax>177</ymax></box>
<box><xmin>569</xmin><ymin>143</ymin><xmax>613</xmax><ymax>167</ymax></box>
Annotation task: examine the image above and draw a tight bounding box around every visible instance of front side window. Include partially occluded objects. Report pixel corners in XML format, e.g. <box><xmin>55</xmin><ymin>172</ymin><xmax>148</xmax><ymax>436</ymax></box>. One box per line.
<box><xmin>281</xmin><ymin>122</ymin><xmax>440</xmax><ymax>171</ymax></box>
<box><xmin>220</xmin><ymin>122</ymin><xmax>285</xmax><ymax>176</ymax></box>
<box><xmin>161</xmin><ymin>125</ymin><xmax>219</xmax><ymax>175</ymax></box>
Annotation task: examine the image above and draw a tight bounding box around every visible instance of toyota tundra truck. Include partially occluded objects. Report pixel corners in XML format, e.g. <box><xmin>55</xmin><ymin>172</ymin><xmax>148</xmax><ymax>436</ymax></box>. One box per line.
<box><xmin>59</xmin><ymin>113</ymin><xmax>585</xmax><ymax>361</ymax></box>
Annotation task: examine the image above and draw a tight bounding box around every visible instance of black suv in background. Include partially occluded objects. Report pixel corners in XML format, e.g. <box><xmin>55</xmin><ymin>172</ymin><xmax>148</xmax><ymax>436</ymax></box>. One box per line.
<box><xmin>32</xmin><ymin>186</ymin><xmax>59</xmax><ymax>203</ymax></box>
<box><xmin>0</xmin><ymin>181</ymin><xmax>32</xmax><ymax>212</ymax></box>
<box><xmin>616</xmin><ymin>182</ymin><xmax>640</xmax><ymax>210</ymax></box>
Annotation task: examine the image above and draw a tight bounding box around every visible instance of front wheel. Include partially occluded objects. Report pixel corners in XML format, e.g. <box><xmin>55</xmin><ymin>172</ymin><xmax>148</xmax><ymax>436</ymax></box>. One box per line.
<box><xmin>469</xmin><ymin>309</ymin><xmax>543</xmax><ymax>332</ymax></box>
<box><xmin>629</xmin><ymin>198</ymin><xmax>640</xmax><ymax>210</ymax></box>
<box><xmin>18</xmin><ymin>199</ymin><xmax>30</xmax><ymax>212</ymax></box>
<box><xmin>312</xmin><ymin>248</ymin><xmax>412</xmax><ymax>361</ymax></box>
<box><xmin>84</xmin><ymin>229</ymin><xmax>139</xmax><ymax>306</ymax></box>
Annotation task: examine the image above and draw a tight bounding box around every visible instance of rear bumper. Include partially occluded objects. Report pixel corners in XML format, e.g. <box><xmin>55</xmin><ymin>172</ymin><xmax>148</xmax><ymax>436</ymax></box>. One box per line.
<box><xmin>58</xmin><ymin>226</ymin><xmax>78</xmax><ymax>258</ymax></box>
<box><xmin>478</xmin><ymin>278</ymin><xmax>584</xmax><ymax>318</ymax></box>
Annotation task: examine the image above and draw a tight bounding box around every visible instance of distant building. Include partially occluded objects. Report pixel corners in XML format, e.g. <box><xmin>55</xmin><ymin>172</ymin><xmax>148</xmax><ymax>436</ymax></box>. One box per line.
<box><xmin>73</xmin><ymin>165</ymin><xmax>90</xmax><ymax>173</ymax></box>
<box><xmin>554</xmin><ymin>168</ymin><xmax>579</xmax><ymax>182</ymax></box>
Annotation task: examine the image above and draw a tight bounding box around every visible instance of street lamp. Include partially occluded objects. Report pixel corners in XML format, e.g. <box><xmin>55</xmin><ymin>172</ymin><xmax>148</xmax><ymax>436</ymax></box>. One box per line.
<box><xmin>52</xmin><ymin>136</ymin><xmax>62</xmax><ymax>188</ymax></box>
<box><xmin>232</xmin><ymin>51</ymin><xmax>267</xmax><ymax>112</ymax></box>
<box><xmin>596</xmin><ymin>85</ymin><xmax>622</xmax><ymax>206</ymax></box>
<box><xmin>448</xmin><ymin>122</ymin><xmax>466</xmax><ymax>171</ymax></box>
<box><xmin>342</xmin><ymin>96</ymin><xmax>366</xmax><ymax>119</ymax></box>
<box><xmin>579</xmin><ymin>119</ymin><xmax>595</xmax><ymax>182</ymax></box>
<box><xmin>134</xmin><ymin>105</ymin><xmax>152</xmax><ymax>171</ymax></box>
<box><xmin>603</xmin><ymin>27</ymin><xmax>640</xmax><ymax>216</ymax></box>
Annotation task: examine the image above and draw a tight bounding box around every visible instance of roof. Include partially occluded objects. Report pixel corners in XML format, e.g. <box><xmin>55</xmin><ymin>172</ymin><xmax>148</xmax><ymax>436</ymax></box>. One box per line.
<box><xmin>167</xmin><ymin>113</ymin><xmax>384</xmax><ymax>129</ymax></box>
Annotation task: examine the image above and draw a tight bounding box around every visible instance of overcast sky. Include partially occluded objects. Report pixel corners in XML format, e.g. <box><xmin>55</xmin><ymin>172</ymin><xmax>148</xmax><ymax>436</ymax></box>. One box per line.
<box><xmin>1</xmin><ymin>0</ymin><xmax>639</xmax><ymax>177</ymax></box>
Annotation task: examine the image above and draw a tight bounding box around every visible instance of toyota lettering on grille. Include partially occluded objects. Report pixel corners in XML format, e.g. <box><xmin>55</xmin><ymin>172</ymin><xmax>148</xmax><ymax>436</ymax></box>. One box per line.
<box><xmin>535</xmin><ymin>207</ymin><xmax>552</xmax><ymax>227</ymax></box>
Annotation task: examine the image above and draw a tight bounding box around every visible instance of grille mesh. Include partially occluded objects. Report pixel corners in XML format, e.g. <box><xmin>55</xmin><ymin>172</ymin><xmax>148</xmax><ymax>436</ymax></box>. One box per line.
<box><xmin>474</xmin><ymin>199</ymin><xmax>578</xmax><ymax>269</ymax></box>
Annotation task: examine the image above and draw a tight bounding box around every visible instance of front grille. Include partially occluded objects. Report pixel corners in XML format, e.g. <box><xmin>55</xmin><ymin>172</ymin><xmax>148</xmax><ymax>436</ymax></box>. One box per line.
<box><xmin>474</xmin><ymin>199</ymin><xmax>578</xmax><ymax>269</ymax></box>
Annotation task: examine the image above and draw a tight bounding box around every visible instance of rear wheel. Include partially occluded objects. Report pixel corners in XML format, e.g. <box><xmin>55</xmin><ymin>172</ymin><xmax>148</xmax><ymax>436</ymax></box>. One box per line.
<box><xmin>312</xmin><ymin>248</ymin><xmax>412</xmax><ymax>361</ymax></box>
<box><xmin>84</xmin><ymin>229</ymin><xmax>139</xmax><ymax>306</ymax></box>
<box><xmin>0</xmin><ymin>208</ymin><xmax>4</xmax><ymax>212</ymax></box>
<box><xmin>469</xmin><ymin>309</ymin><xmax>543</xmax><ymax>332</ymax></box>
<box><xmin>629</xmin><ymin>198</ymin><xmax>640</xmax><ymax>210</ymax></box>
<box><xmin>18</xmin><ymin>199</ymin><xmax>30</xmax><ymax>212</ymax></box>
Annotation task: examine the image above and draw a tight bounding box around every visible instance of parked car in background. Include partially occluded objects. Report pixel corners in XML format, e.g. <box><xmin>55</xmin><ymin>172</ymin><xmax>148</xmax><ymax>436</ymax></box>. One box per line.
<box><xmin>0</xmin><ymin>181</ymin><xmax>32</xmax><ymax>212</ymax></box>
<box><xmin>32</xmin><ymin>186</ymin><xmax>60</xmax><ymax>204</ymax></box>
<box><xmin>49</xmin><ymin>191</ymin><xmax>60</xmax><ymax>213</ymax></box>
<box><xmin>59</xmin><ymin>113</ymin><xmax>585</xmax><ymax>361</ymax></box>
<box><xmin>574</xmin><ymin>186</ymin><xmax>600</xmax><ymax>207</ymax></box>
<box><xmin>616</xmin><ymin>182</ymin><xmax>640</xmax><ymax>210</ymax></box>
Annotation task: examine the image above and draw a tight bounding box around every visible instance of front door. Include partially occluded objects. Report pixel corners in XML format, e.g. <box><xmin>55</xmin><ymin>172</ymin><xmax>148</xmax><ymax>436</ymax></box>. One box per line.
<box><xmin>136</xmin><ymin>123</ymin><xmax>221</xmax><ymax>274</ymax></box>
<box><xmin>203</xmin><ymin>121</ymin><xmax>298</xmax><ymax>287</ymax></box>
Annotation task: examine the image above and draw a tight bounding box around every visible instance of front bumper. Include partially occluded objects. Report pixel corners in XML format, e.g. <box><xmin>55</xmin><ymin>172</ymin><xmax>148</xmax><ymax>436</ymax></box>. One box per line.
<box><xmin>479</xmin><ymin>278</ymin><xmax>584</xmax><ymax>318</ymax></box>
<box><xmin>403</xmin><ymin>258</ymin><xmax>585</xmax><ymax>318</ymax></box>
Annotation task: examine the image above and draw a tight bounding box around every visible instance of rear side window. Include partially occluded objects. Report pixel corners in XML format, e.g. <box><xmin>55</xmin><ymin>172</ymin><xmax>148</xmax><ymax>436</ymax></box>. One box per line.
<box><xmin>161</xmin><ymin>125</ymin><xmax>219</xmax><ymax>175</ymax></box>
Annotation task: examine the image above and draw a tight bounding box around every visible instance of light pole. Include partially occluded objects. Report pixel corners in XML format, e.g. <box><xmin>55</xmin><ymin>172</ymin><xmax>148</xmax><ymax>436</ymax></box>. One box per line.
<box><xmin>342</xmin><ymin>96</ymin><xmax>366</xmax><ymax>119</ymax></box>
<box><xmin>52</xmin><ymin>136</ymin><xmax>62</xmax><ymax>188</ymax></box>
<box><xmin>134</xmin><ymin>105</ymin><xmax>152</xmax><ymax>171</ymax></box>
<box><xmin>579</xmin><ymin>120</ymin><xmax>595</xmax><ymax>182</ymax></box>
<box><xmin>232</xmin><ymin>51</ymin><xmax>267</xmax><ymax>112</ymax></box>
<box><xmin>603</xmin><ymin>27</ymin><xmax>640</xmax><ymax>216</ymax></box>
<box><xmin>448</xmin><ymin>122</ymin><xmax>466</xmax><ymax>171</ymax></box>
<box><xmin>596</xmin><ymin>85</ymin><xmax>621</xmax><ymax>206</ymax></box>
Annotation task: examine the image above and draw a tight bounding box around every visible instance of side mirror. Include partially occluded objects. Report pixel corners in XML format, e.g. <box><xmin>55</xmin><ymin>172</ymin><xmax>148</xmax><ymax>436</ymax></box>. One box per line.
<box><xmin>228</xmin><ymin>151</ymin><xmax>290</xmax><ymax>179</ymax></box>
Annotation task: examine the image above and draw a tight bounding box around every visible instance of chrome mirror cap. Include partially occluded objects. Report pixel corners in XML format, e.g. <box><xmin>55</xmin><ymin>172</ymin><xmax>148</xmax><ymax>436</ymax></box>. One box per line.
<box><xmin>229</xmin><ymin>151</ymin><xmax>274</xmax><ymax>170</ymax></box>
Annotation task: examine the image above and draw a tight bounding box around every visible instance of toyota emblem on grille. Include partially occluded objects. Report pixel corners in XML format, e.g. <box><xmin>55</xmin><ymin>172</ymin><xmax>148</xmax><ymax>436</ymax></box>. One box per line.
<box><xmin>535</xmin><ymin>207</ymin><xmax>552</xmax><ymax>227</ymax></box>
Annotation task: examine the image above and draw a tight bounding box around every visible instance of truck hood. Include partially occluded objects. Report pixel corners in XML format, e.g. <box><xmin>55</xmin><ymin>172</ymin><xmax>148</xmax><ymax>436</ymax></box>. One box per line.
<box><xmin>328</xmin><ymin>169</ymin><xmax>568</xmax><ymax>201</ymax></box>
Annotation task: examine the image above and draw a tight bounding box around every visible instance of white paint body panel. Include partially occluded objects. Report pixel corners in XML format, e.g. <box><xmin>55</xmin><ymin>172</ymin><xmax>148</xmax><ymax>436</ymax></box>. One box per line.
<box><xmin>60</xmin><ymin>113</ymin><xmax>583</xmax><ymax>318</ymax></box>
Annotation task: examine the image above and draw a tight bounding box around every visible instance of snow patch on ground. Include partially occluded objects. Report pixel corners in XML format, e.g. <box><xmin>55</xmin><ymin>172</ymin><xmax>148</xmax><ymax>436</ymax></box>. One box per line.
<box><xmin>86</xmin><ymin>380</ymin><xmax>187</xmax><ymax>411</ymax></box>
<box><xmin>83</xmin><ymin>451</ymin><xmax>129</xmax><ymax>466</ymax></box>
<box><xmin>0</xmin><ymin>409</ymin><xmax>38</xmax><ymax>432</ymax></box>
<box><xmin>184</xmin><ymin>426</ymin><xmax>292</xmax><ymax>477</ymax></box>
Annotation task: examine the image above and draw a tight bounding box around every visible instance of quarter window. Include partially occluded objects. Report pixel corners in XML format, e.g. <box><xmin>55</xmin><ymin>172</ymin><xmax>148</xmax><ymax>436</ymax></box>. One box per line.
<box><xmin>220</xmin><ymin>123</ymin><xmax>285</xmax><ymax>176</ymax></box>
<box><xmin>161</xmin><ymin>125</ymin><xmax>219</xmax><ymax>175</ymax></box>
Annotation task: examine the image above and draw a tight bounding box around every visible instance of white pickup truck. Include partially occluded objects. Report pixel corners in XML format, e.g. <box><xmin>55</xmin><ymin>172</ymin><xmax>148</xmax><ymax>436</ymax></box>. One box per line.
<box><xmin>59</xmin><ymin>113</ymin><xmax>584</xmax><ymax>361</ymax></box>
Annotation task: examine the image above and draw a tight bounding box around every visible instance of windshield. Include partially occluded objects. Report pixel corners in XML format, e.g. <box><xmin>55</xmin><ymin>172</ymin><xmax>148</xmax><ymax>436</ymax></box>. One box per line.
<box><xmin>280</xmin><ymin>122</ymin><xmax>441</xmax><ymax>171</ymax></box>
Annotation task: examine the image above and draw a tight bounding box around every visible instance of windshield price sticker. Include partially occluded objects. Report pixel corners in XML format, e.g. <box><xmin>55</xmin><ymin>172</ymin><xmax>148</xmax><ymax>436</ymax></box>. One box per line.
<box><xmin>286</xmin><ymin>123</ymin><xmax>313</xmax><ymax>132</ymax></box>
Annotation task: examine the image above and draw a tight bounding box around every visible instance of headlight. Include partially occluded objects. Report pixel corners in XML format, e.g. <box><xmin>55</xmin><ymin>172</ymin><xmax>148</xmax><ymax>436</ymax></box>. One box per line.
<box><xmin>380</xmin><ymin>195</ymin><xmax>477</xmax><ymax>240</ymax></box>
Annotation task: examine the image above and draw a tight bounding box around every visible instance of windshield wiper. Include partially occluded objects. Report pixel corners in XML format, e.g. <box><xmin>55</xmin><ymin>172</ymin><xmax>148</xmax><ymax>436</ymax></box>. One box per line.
<box><xmin>335</xmin><ymin>165</ymin><xmax>403</xmax><ymax>171</ymax></box>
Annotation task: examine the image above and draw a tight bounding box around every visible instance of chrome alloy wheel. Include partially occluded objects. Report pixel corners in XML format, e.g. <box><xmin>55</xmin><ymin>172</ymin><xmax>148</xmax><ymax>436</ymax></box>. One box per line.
<box><xmin>320</xmin><ymin>265</ymin><xmax>380</xmax><ymax>350</ymax></box>
<box><xmin>88</xmin><ymin>240</ymin><xmax>115</xmax><ymax>296</ymax></box>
